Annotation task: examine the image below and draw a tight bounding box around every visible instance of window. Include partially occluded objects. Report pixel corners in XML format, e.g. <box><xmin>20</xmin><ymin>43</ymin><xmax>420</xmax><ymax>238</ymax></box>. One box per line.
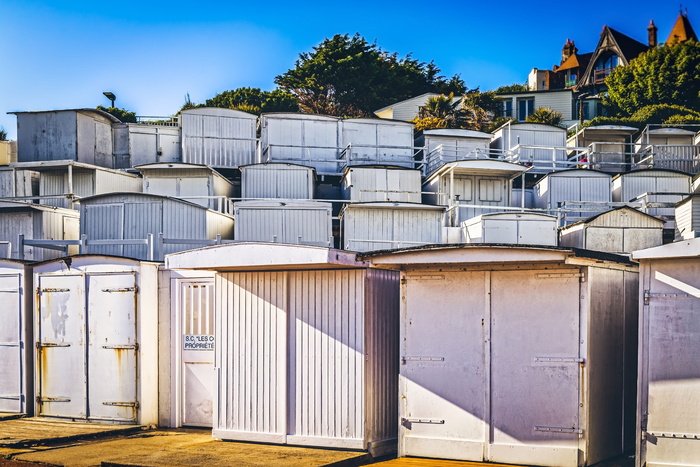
<box><xmin>593</xmin><ymin>53</ymin><xmax>619</xmax><ymax>83</ymax></box>
<box><xmin>501</xmin><ymin>99</ymin><xmax>513</xmax><ymax>118</ymax></box>
<box><xmin>517</xmin><ymin>98</ymin><xmax>535</xmax><ymax>121</ymax></box>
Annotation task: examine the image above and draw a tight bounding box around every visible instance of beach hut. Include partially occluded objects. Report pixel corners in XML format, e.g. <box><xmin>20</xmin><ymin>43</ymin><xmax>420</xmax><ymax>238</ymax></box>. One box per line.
<box><xmin>0</xmin><ymin>259</ymin><xmax>32</xmax><ymax>415</ymax></box>
<box><xmin>534</xmin><ymin>169</ymin><xmax>613</xmax><ymax>224</ymax></box>
<box><xmin>490</xmin><ymin>122</ymin><xmax>568</xmax><ymax>172</ymax></box>
<box><xmin>341</xmin><ymin>202</ymin><xmax>445</xmax><ymax>252</ymax></box>
<box><xmin>165</xmin><ymin>243</ymin><xmax>400</xmax><ymax>456</ymax></box>
<box><xmin>138</xmin><ymin>163</ymin><xmax>235</xmax><ymax>212</ymax></box>
<box><xmin>240</xmin><ymin>163</ymin><xmax>316</xmax><ymax>200</ymax></box>
<box><xmin>340</xmin><ymin>118</ymin><xmax>415</xmax><ymax>168</ymax></box>
<box><xmin>233</xmin><ymin>200</ymin><xmax>333</xmax><ymax>247</ymax></box>
<box><xmin>559</xmin><ymin>207</ymin><xmax>664</xmax><ymax>254</ymax></box>
<box><xmin>341</xmin><ymin>166</ymin><xmax>422</xmax><ymax>203</ymax></box>
<box><xmin>423</xmin><ymin>160</ymin><xmax>529</xmax><ymax>226</ymax></box>
<box><xmin>632</xmin><ymin>239</ymin><xmax>700</xmax><ymax>467</ymax></box>
<box><xmin>32</xmin><ymin>255</ymin><xmax>160</xmax><ymax>424</ymax></box>
<box><xmin>461</xmin><ymin>212</ymin><xmax>558</xmax><ymax>245</ymax></box>
<box><xmin>11</xmin><ymin>109</ymin><xmax>120</xmax><ymax>168</ymax></box>
<box><xmin>180</xmin><ymin>108</ymin><xmax>258</xmax><ymax>168</ymax></box>
<box><xmin>363</xmin><ymin>245</ymin><xmax>639</xmax><ymax>467</ymax></box>
<box><xmin>0</xmin><ymin>167</ymin><xmax>38</xmax><ymax>199</ymax></box>
<box><xmin>112</xmin><ymin>123</ymin><xmax>181</xmax><ymax>168</ymax></box>
<box><xmin>634</xmin><ymin>127</ymin><xmax>700</xmax><ymax>173</ymax></box>
<box><xmin>416</xmin><ymin>128</ymin><xmax>493</xmax><ymax>176</ymax></box>
<box><xmin>79</xmin><ymin>193</ymin><xmax>234</xmax><ymax>260</ymax></box>
<box><xmin>567</xmin><ymin>125</ymin><xmax>638</xmax><ymax>173</ymax></box>
<box><xmin>675</xmin><ymin>194</ymin><xmax>700</xmax><ymax>240</ymax></box>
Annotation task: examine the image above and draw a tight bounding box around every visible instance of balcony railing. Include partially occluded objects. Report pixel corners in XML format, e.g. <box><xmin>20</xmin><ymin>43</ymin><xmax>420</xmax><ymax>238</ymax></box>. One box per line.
<box><xmin>593</xmin><ymin>68</ymin><xmax>613</xmax><ymax>83</ymax></box>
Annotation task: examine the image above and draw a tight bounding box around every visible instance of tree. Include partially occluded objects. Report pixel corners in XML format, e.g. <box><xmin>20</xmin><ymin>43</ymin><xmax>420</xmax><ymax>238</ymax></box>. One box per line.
<box><xmin>96</xmin><ymin>105</ymin><xmax>137</xmax><ymax>123</ymax></box>
<box><xmin>604</xmin><ymin>40</ymin><xmax>700</xmax><ymax>117</ymax></box>
<box><xmin>526</xmin><ymin>107</ymin><xmax>564</xmax><ymax>126</ymax></box>
<box><xmin>412</xmin><ymin>93</ymin><xmax>466</xmax><ymax>130</ymax></box>
<box><xmin>495</xmin><ymin>83</ymin><xmax>528</xmax><ymax>93</ymax></box>
<box><xmin>275</xmin><ymin>33</ymin><xmax>465</xmax><ymax>117</ymax></box>
<box><xmin>0</xmin><ymin>127</ymin><xmax>7</xmax><ymax>141</ymax></box>
<box><xmin>461</xmin><ymin>89</ymin><xmax>502</xmax><ymax>131</ymax></box>
<box><xmin>203</xmin><ymin>87</ymin><xmax>298</xmax><ymax>114</ymax></box>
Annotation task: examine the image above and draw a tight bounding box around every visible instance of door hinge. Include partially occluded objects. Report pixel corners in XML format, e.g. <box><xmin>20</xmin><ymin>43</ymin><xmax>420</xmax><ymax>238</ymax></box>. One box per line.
<box><xmin>37</xmin><ymin>396</ymin><xmax>71</xmax><ymax>404</ymax></box>
<box><xmin>37</xmin><ymin>342</ymin><xmax>71</xmax><ymax>348</ymax></box>
<box><xmin>37</xmin><ymin>287</ymin><xmax>70</xmax><ymax>295</ymax></box>
<box><xmin>102</xmin><ymin>343</ymin><xmax>139</xmax><ymax>351</ymax></box>
<box><xmin>644</xmin><ymin>289</ymin><xmax>650</xmax><ymax>305</ymax></box>
<box><xmin>401</xmin><ymin>417</ymin><xmax>444</xmax><ymax>427</ymax></box>
<box><xmin>401</xmin><ymin>356</ymin><xmax>444</xmax><ymax>365</ymax></box>
<box><xmin>534</xmin><ymin>356</ymin><xmax>585</xmax><ymax>364</ymax></box>
<box><xmin>534</xmin><ymin>425</ymin><xmax>583</xmax><ymax>436</ymax></box>
<box><xmin>103</xmin><ymin>401</ymin><xmax>139</xmax><ymax>408</ymax></box>
<box><xmin>101</xmin><ymin>286</ymin><xmax>138</xmax><ymax>293</ymax></box>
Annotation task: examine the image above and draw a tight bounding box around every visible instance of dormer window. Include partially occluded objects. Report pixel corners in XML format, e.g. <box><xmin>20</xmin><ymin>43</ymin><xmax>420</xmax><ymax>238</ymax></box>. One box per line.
<box><xmin>593</xmin><ymin>53</ymin><xmax>619</xmax><ymax>83</ymax></box>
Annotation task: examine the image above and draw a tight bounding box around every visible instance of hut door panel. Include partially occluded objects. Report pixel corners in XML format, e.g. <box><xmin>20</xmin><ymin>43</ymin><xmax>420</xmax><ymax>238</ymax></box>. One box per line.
<box><xmin>644</xmin><ymin>268</ymin><xmax>700</xmax><ymax>466</ymax></box>
<box><xmin>180</xmin><ymin>279</ymin><xmax>215</xmax><ymax>427</ymax></box>
<box><xmin>87</xmin><ymin>273</ymin><xmax>138</xmax><ymax>422</ymax></box>
<box><xmin>488</xmin><ymin>270</ymin><xmax>581</xmax><ymax>466</ymax></box>
<box><xmin>37</xmin><ymin>274</ymin><xmax>87</xmax><ymax>418</ymax></box>
<box><xmin>0</xmin><ymin>274</ymin><xmax>22</xmax><ymax>413</ymax></box>
<box><xmin>400</xmin><ymin>271</ymin><xmax>487</xmax><ymax>460</ymax></box>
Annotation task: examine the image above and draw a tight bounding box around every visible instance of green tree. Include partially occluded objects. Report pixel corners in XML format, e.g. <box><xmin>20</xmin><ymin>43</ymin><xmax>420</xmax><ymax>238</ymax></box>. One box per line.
<box><xmin>526</xmin><ymin>107</ymin><xmax>564</xmax><ymax>126</ymax></box>
<box><xmin>96</xmin><ymin>105</ymin><xmax>137</xmax><ymax>123</ymax></box>
<box><xmin>412</xmin><ymin>93</ymin><xmax>466</xmax><ymax>130</ymax></box>
<box><xmin>275</xmin><ymin>33</ymin><xmax>464</xmax><ymax>117</ymax></box>
<box><xmin>461</xmin><ymin>89</ymin><xmax>502</xmax><ymax>131</ymax></box>
<box><xmin>0</xmin><ymin>127</ymin><xmax>7</xmax><ymax>141</ymax></box>
<box><xmin>203</xmin><ymin>87</ymin><xmax>298</xmax><ymax>114</ymax></box>
<box><xmin>495</xmin><ymin>83</ymin><xmax>528</xmax><ymax>93</ymax></box>
<box><xmin>604</xmin><ymin>40</ymin><xmax>700</xmax><ymax>117</ymax></box>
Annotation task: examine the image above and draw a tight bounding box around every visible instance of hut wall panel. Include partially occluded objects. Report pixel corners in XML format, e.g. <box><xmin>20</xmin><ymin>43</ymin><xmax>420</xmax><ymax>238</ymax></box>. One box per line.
<box><xmin>94</xmin><ymin>170</ymin><xmax>142</xmax><ymax>196</ymax></box>
<box><xmin>182</xmin><ymin>110</ymin><xmax>257</xmax><ymax>168</ymax></box>
<box><xmin>17</xmin><ymin>112</ymin><xmax>77</xmax><ymax>162</ymax></box>
<box><xmin>616</xmin><ymin>172</ymin><xmax>691</xmax><ymax>202</ymax></box>
<box><xmin>241</xmin><ymin>165</ymin><xmax>315</xmax><ymax>199</ymax></box>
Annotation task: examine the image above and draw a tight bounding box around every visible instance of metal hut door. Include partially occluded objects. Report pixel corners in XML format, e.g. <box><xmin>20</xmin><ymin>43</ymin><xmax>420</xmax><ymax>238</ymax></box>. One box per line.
<box><xmin>37</xmin><ymin>274</ymin><xmax>87</xmax><ymax>418</ymax></box>
<box><xmin>0</xmin><ymin>274</ymin><xmax>24</xmax><ymax>413</ymax></box>
<box><xmin>86</xmin><ymin>273</ymin><xmax>138</xmax><ymax>422</ymax></box>
<box><xmin>179</xmin><ymin>279</ymin><xmax>215</xmax><ymax>427</ymax></box>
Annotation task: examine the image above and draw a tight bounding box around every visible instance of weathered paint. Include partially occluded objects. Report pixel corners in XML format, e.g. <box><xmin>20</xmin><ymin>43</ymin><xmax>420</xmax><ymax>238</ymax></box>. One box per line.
<box><xmin>112</xmin><ymin>124</ymin><xmax>181</xmax><ymax>168</ymax></box>
<box><xmin>632</xmin><ymin>239</ymin><xmax>700</xmax><ymax>467</ymax></box>
<box><xmin>240</xmin><ymin>163</ymin><xmax>316</xmax><ymax>200</ymax></box>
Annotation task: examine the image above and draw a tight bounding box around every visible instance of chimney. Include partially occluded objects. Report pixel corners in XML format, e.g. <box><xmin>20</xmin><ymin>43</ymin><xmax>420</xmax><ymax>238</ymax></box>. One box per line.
<box><xmin>562</xmin><ymin>39</ymin><xmax>577</xmax><ymax>64</ymax></box>
<box><xmin>648</xmin><ymin>20</ymin><xmax>658</xmax><ymax>47</ymax></box>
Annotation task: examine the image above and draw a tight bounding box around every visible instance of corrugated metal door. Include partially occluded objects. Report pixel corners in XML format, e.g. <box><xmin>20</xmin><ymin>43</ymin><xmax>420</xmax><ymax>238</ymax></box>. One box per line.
<box><xmin>641</xmin><ymin>262</ymin><xmax>700</xmax><ymax>466</ymax></box>
<box><xmin>37</xmin><ymin>274</ymin><xmax>87</xmax><ymax>418</ymax></box>
<box><xmin>400</xmin><ymin>271</ymin><xmax>488</xmax><ymax>460</ymax></box>
<box><xmin>489</xmin><ymin>270</ymin><xmax>581</xmax><ymax>465</ymax></box>
<box><xmin>87</xmin><ymin>273</ymin><xmax>138</xmax><ymax>422</ymax></box>
<box><xmin>179</xmin><ymin>279</ymin><xmax>215</xmax><ymax>427</ymax></box>
<box><xmin>0</xmin><ymin>274</ymin><xmax>23</xmax><ymax>413</ymax></box>
<box><xmin>84</xmin><ymin>204</ymin><xmax>124</xmax><ymax>256</ymax></box>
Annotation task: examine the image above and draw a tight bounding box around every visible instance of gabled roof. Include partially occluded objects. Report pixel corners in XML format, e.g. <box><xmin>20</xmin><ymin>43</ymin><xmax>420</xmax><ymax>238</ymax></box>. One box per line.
<box><xmin>560</xmin><ymin>206</ymin><xmax>663</xmax><ymax>229</ymax></box>
<box><xmin>557</xmin><ymin>52</ymin><xmax>593</xmax><ymax>72</ymax></box>
<box><xmin>667</xmin><ymin>11</ymin><xmax>698</xmax><ymax>44</ymax></box>
<box><xmin>373</xmin><ymin>93</ymin><xmax>438</xmax><ymax>114</ymax></box>
<box><xmin>579</xmin><ymin>26</ymin><xmax>649</xmax><ymax>87</ymax></box>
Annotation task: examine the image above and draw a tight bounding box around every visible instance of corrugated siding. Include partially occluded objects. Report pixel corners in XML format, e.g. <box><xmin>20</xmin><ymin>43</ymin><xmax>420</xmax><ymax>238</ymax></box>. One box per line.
<box><xmin>344</xmin><ymin>168</ymin><xmax>421</xmax><ymax>202</ymax></box>
<box><xmin>81</xmin><ymin>203</ymin><xmax>124</xmax><ymax>256</ymax></box>
<box><xmin>205</xmin><ymin>211</ymin><xmax>235</xmax><ymax>241</ymax></box>
<box><xmin>287</xmin><ymin>270</ymin><xmax>365</xmax><ymax>442</ymax></box>
<box><xmin>341</xmin><ymin>120</ymin><xmax>414</xmax><ymax>167</ymax></box>
<box><xmin>0</xmin><ymin>271</ymin><xmax>22</xmax><ymax>412</ymax></box>
<box><xmin>0</xmin><ymin>169</ymin><xmax>37</xmax><ymax>198</ymax></box>
<box><xmin>129</xmin><ymin>126</ymin><xmax>181</xmax><ymax>166</ymax></box>
<box><xmin>234</xmin><ymin>204</ymin><xmax>332</xmax><ymax>246</ymax></box>
<box><xmin>162</xmin><ymin>199</ymin><xmax>206</xmax><ymax>256</ymax></box>
<box><xmin>343</xmin><ymin>207</ymin><xmax>442</xmax><ymax>251</ymax></box>
<box><xmin>94</xmin><ymin>171</ymin><xmax>142</xmax><ymax>196</ymax></box>
<box><xmin>540</xmin><ymin>174</ymin><xmax>611</xmax><ymax>212</ymax></box>
<box><xmin>235</xmin><ymin>207</ymin><xmax>284</xmax><ymax>243</ymax></box>
<box><xmin>17</xmin><ymin>112</ymin><xmax>77</xmax><ymax>162</ymax></box>
<box><xmin>619</xmin><ymin>172</ymin><xmax>691</xmax><ymax>202</ymax></box>
<box><xmin>181</xmin><ymin>111</ymin><xmax>257</xmax><ymax>167</ymax></box>
<box><xmin>534</xmin><ymin>92</ymin><xmax>573</xmax><ymax>120</ymax></box>
<box><xmin>589</xmin><ymin>210</ymin><xmax>662</xmax><ymax>228</ymax></box>
<box><xmin>216</xmin><ymin>272</ymin><xmax>287</xmax><ymax>436</ymax></box>
<box><xmin>0</xmin><ymin>212</ymin><xmax>34</xmax><ymax>259</ymax></box>
<box><xmin>124</xmin><ymin>202</ymin><xmax>163</xmax><ymax>259</ymax></box>
<box><xmin>241</xmin><ymin>165</ymin><xmax>314</xmax><ymax>199</ymax></box>
<box><xmin>364</xmin><ymin>269</ymin><xmax>400</xmax><ymax>444</ymax></box>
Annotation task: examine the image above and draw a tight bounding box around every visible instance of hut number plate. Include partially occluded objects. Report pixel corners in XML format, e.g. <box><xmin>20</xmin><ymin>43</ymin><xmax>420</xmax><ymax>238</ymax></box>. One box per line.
<box><xmin>184</xmin><ymin>335</ymin><xmax>214</xmax><ymax>350</ymax></box>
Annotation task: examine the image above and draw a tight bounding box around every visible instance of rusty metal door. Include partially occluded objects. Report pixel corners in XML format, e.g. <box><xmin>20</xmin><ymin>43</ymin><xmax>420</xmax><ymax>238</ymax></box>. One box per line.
<box><xmin>179</xmin><ymin>279</ymin><xmax>215</xmax><ymax>427</ymax></box>
<box><xmin>488</xmin><ymin>270</ymin><xmax>582</xmax><ymax>466</ymax></box>
<box><xmin>0</xmin><ymin>274</ymin><xmax>23</xmax><ymax>413</ymax></box>
<box><xmin>37</xmin><ymin>274</ymin><xmax>87</xmax><ymax>418</ymax></box>
<box><xmin>87</xmin><ymin>273</ymin><xmax>138</xmax><ymax>422</ymax></box>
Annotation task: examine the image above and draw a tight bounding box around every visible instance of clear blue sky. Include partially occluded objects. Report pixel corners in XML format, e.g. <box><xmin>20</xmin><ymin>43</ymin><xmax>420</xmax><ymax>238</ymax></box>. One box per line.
<box><xmin>0</xmin><ymin>0</ymin><xmax>692</xmax><ymax>139</ymax></box>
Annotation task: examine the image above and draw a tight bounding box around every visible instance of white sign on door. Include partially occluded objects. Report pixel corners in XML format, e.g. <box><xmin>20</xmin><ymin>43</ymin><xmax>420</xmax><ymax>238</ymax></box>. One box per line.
<box><xmin>183</xmin><ymin>335</ymin><xmax>214</xmax><ymax>350</ymax></box>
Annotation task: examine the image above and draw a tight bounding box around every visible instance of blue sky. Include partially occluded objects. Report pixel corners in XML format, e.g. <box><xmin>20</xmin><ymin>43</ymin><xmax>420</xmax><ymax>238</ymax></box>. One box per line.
<box><xmin>0</xmin><ymin>0</ymin><xmax>692</xmax><ymax>139</ymax></box>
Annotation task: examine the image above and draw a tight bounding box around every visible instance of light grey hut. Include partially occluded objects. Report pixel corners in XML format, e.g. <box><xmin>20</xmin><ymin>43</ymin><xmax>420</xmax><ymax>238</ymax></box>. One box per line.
<box><xmin>10</xmin><ymin>160</ymin><xmax>142</xmax><ymax>209</ymax></box>
<box><xmin>233</xmin><ymin>200</ymin><xmax>333</xmax><ymax>247</ymax></box>
<box><xmin>612</xmin><ymin>169</ymin><xmax>692</xmax><ymax>221</ymax></box>
<box><xmin>559</xmin><ymin>207</ymin><xmax>664</xmax><ymax>254</ymax></box>
<box><xmin>567</xmin><ymin>125</ymin><xmax>638</xmax><ymax>173</ymax></box>
<box><xmin>416</xmin><ymin>128</ymin><xmax>493</xmax><ymax>176</ymax></box>
<box><xmin>341</xmin><ymin>165</ymin><xmax>422</xmax><ymax>203</ymax></box>
<box><xmin>11</xmin><ymin>109</ymin><xmax>121</xmax><ymax>168</ymax></box>
<box><xmin>165</xmin><ymin>243</ymin><xmax>400</xmax><ymax>456</ymax></box>
<box><xmin>79</xmin><ymin>193</ymin><xmax>234</xmax><ymax>260</ymax></box>
<box><xmin>259</xmin><ymin>113</ymin><xmax>341</xmax><ymax>175</ymax></box>
<box><xmin>32</xmin><ymin>255</ymin><xmax>160</xmax><ymax>425</ymax></box>
<box><xmin>675</xmin><ymin>194</ymin><xmax>700</xmax><ymax>240</ymax></box>
<box><xmin>490</xmin><ymin>122</ymin><xmax>568</xmax><ymax>172</ymax></box>
<box><xmin>635</xmin><ymin>127</ymin><xmax>699</xmax><ymax>173</ymax></box>
<box><xmin>340</xmin><ymin>118</ymin><xmax>415</xmax><ymax>168</ymax></box>
<box><xmin>0</xmin><ymin>201</ymin><xmax>79</xmax><ymax>261</ymax></box>
<box><xmin>423</xmin><ymin>160</ymin><xmax>530</xmax><ymax>226</ymax></box>
<box><xmin>180</xmin><ymin>108</ymin><xmax>258</xmax><ymax>168</ymax></box>
<box><xmin>137</xmin><ymin>162</ymin><xmax>234</xmax><ymax>212</ymax></box>
<box><xmin>461</xmin><ymin>212</ymin><xmax>558</xmax><ymax>246</ymax></box>
<box><xmin>363</xmin><ymin>245</ymin><xmax>639</xmax><ymax>467</ymax></box>
<box><xmin>0</xmin><ymin>166</ymin><xmax>38</xmax><ymax>199</ymax></box>
<box><xmin>632</xmin><ymin>239</ymin><xmax>700</xmax><ymax>467</ymax></box>
<box><xmin>534</xmin><ymin>169</ymin><xmax>613</xmax><ymax>224</ymax></box>
<box><xmin>0</xmin><ymin>259</ymin><xmax>33</xmax><ymax>415</ymax></box>
<box><xmin>341</xmin><ymin>202</ymin><xmax>445</xmax><ymax>252</ymax></box>
<box><xmin>240</xmin><ymin>163</ymin><xmax>316</xmax><ymax>199</ymax></box>
<box><xmin>112</xmin><ymin>123</ymin><xmax>181</xmax><ymax>168</ymax></box>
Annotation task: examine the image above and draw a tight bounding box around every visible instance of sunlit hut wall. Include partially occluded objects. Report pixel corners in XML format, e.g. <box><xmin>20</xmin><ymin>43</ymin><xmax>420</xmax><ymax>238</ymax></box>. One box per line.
<box><xmin>339</xmin><ymin>118</ymin><xmax>415</xmax><ymax>168</ymax></box>
<box><xmin>165</xmin><ymin>243</ymin><xmax>400</xmax><ymax>456</ymax></box>
<box><xmin>566</xmin><ymin>125</ymin><xmax>638</xmax><ymax>173</ymax></box>
<box><xmin>461</xmin><ymin>212</ymin><xmax>558</xmax><ymax>246</ymax></box>
<box><xmin>490</xmin><ymin>123</ymin><xmax>567</xmax><ymax>172</ymax></box>
<box><xmin>534</xmin><ymin>169</ymin><xmax>612</xmax><ymax>224</ymax></box>
<box><xmin>632</xmin><ymin>239</ymin><xmax>700</xmax><ymax>467</ymax></box>
<box><xmin>363</xmin><ymin>244</ymin><xmax>639</xmax><ymax>467</ymax></box>
<box><xmin>32</xmin><ymin>255</ymin><xmax>160</xmax><ymax>425</ymax></box>
<box><xmin>416</xmin><ymin>128</ymin><xmax>493</xmax><ymax>177</ymax></box>
<box><xmin>112</xmin><ymin>123</ymin><xmax>181</xmax><ymax>168</ymax></box>
<box><xmin>240</xmin><ymin>163</ymin><xmax>316</xmax><ymax>200</ymax></box>
<box><xmin>0</xmin><ymin>259</ymin><xmax>33</xmax><ymax>416</ymax></box>
<box><xmin>0</xmin><ymin>201</ymin><xmax>80</xmax><ymax>261</ymax></box>
<box><xmin>340</xmin><ymin>166</ymin><xmax>422</xmax><ymax>203</ymax></box>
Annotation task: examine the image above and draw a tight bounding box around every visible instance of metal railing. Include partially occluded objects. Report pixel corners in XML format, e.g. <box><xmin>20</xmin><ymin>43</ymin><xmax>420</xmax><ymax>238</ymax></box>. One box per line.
<box><xmin>135</xmin><ymin>116</ymin><xmax>179</xmax><ymax>127</ymax></box>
